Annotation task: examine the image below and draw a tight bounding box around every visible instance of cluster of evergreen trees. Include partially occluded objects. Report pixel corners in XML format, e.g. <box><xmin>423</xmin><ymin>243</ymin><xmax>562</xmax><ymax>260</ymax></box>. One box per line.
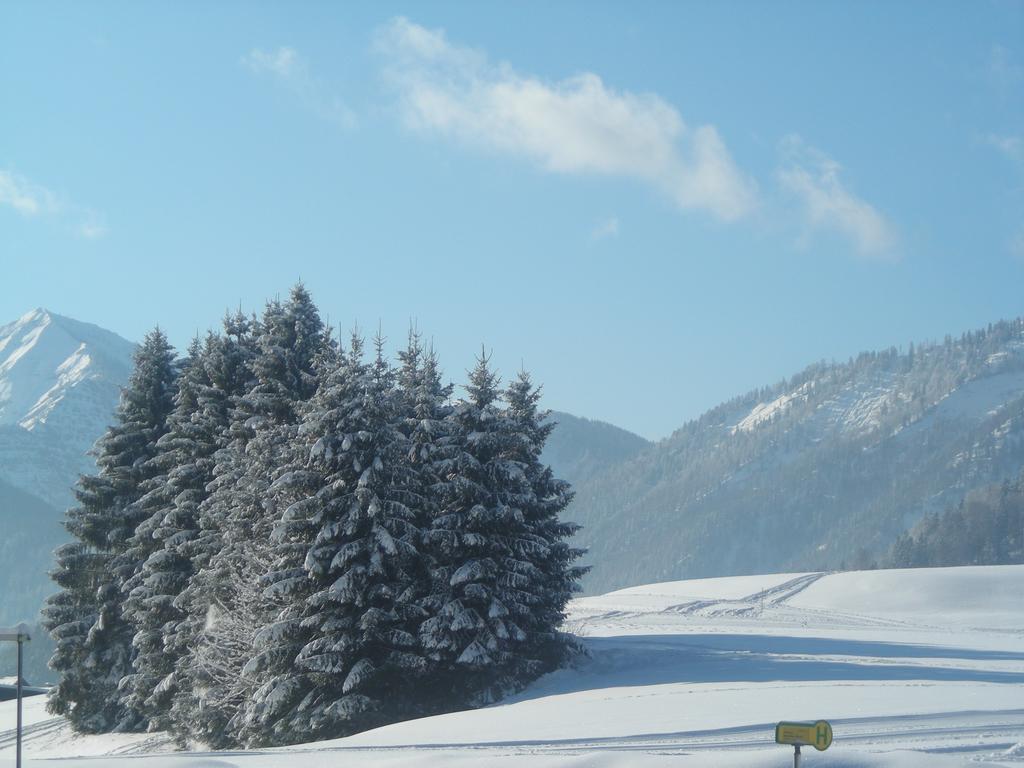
<box><xmin>43</xmin><ymin>285</ymin><xmax>586</xmax><ymax>747</ymax></box>
<box><xmin>888</xmin><ymin>471</ymin><xmax>1024</xmax><ymax>568</ymax></box>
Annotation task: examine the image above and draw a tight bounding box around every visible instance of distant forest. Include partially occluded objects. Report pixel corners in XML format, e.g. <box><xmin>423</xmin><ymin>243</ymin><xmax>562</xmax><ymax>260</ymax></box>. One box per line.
<box><xmin>886</xmin><ymin>471</ymin><xmax>1024</xmax><ymax>569</ymax></box>
<box><xmin>567</xmin><ymin>317</ymin><xmax>1024</xmax><ymax>592</ymax></box>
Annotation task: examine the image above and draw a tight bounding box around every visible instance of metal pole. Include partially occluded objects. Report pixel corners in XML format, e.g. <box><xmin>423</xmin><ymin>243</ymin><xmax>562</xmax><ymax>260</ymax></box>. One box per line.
<box><xmin>793</xmin><ymin>743</ymin><xmax>801</xmax><ymax>768</ymax></box>
<box><xmin>16</xmin><ymin>637</ymin><xmax>23</xmax><ymax>768</ymax></box>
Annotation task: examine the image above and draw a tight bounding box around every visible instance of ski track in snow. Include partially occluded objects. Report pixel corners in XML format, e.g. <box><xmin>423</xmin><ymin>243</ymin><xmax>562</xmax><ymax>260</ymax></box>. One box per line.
<box><xmin>2</xmin><ymin>565</ymin><xmax>1023</xmax><ymax>767</ymax></box>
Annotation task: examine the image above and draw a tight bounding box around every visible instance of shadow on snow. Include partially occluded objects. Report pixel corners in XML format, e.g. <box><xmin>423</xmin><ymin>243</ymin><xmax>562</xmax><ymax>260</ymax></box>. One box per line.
<box><xmin>507</xmin><ymin>633</ymin><xmax>1024</xmax><ymax>702</ymax></box>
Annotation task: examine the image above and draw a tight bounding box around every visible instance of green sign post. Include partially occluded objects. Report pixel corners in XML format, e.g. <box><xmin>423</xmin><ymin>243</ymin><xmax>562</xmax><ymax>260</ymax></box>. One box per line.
<box><xmin>775</xmin><ymin>720</ymin><xmax>832</xmax><ymax>766</ymax></box>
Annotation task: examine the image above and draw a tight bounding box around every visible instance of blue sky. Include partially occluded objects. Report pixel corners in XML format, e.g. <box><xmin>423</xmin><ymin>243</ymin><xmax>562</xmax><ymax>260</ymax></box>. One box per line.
<box><xmin>2</xmin><ymin>1</ymin><xmax>1022</xmax><ymax>439</ymax></box>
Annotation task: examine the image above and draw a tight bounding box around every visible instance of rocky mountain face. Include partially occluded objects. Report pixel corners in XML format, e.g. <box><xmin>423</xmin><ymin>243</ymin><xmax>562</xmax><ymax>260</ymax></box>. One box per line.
<box><xmin>568</xmin><ymin>320</ymin><xmax>1024</xmax><ymax>594</ymax></box>
<box><xmin>0</xmin><ymin>309</ymin><xmax>135</xmax><ymax>623</ymax></box>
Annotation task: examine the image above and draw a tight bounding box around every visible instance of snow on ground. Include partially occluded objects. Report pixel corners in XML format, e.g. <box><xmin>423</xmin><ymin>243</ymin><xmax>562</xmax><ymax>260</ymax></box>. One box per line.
<box><xmin>2</xmin><ymin>565</ymin><xmax>1022</xmax><ymax>767</ymax></box>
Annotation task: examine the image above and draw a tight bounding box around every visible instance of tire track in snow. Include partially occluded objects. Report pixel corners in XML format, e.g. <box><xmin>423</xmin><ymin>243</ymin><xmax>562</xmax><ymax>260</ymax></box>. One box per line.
<box><xmin>30</xmin><ymin>712</ymin><xmax>1024</xmax><ymax>763</ymax></box>
<box><xmin>662</xmin><ymin>572</ymin><xmax>826</xmax><ymax>617</ymax></box>
<box><xmin>0</xmin><ymin>716</ymin><xmax>64</xmax><ymax>749</ymax></box>
<box><xmin>291</xmin><ymin>709</ymin><xmax>1024</xmax><ymax>759</ymax></box>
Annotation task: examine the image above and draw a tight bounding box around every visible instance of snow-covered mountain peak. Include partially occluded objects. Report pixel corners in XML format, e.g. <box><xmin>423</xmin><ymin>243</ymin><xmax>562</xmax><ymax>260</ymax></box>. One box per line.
<box><xmin>0</xmin><ymin>308</ymin><xmax>135</xmax><ymax>431</ymax></box>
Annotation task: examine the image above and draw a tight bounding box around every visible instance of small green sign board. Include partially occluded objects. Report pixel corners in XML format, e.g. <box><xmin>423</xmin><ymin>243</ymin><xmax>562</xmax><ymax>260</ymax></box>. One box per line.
<box><xmin>775</xmin><ymin>720</ymin><xmax>833</xmax><ymax>751</ymax></box>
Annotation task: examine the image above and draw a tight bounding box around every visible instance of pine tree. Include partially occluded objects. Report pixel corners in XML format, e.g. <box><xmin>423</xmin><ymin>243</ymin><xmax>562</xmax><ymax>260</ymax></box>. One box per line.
<box><xmin>241</xmin><ymin>333</ymin><xmax>430</xmax><ymax>745</ymax></box>
<box><xmin>503</xmin><ymin>370</ymin><xmax>587</xmax><ymax>665</ymax></box>
<box><xmin>418</xmin><ymin>354</ymin><xmax>522</xmax><ymax>704</ymax></box>
<box><xmin>890</xmin><ymin>532</ymin><xmax>916</xmax><ymax>567</ymax></box>
<box><xmin>117</xmin><ymin>338</ymin><xmax>202</xmax><ymax>728</ymax></box>
<box><xmin>46</xmin><ymin>290</ymin><xmax>588</xmax><ymax>744</ymax></box>
<box><xmin>121</xmin><ymin>331</ymin><xmax>245</xmax><ymax>731</ymax></box>
<box><xmin>397</xmin><ymin>331</ymin><xmax>454</xmax><ymax>503</ymax></box>
<box><xmin>394</xmin><ymin>330</ymin><xmax>454</xmax><ymax>582</ymax></box>
<box><xmin>418</xmin><ymin>357</ymin><xmax>586</xmax><ymax>707</ymax></box>
<box><xmin>167</xmin><ymin>312</ymin><xmax>258</xmax><ymax>744</ymax></box>
<box><xmin>43</xmin><ymin>328</ymin><xmax>177</xmax><ymax>733</ymax></box>
<box><xmin>175</xmin><ymin>285</ymin><xmax>329</xmax><ymax>746</ymax></box>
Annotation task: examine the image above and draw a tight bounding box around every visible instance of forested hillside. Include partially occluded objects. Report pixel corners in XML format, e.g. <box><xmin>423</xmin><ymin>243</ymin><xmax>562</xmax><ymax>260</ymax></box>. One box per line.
<box><xmin>0</xmin><ymin>479</ymin><xmax>63</xmax><ymax>625</ymax></box>
<box><xmin>568</xmin><ymin>319</ymin><xmax>1024</xmax><ymax>593</ymax></box>
<box><xmin>541</xmin><ymin>411</ymin><xmax>650</xmax><ymax>487</ymax></box>
<box><xmin>888</xmin><ymin>470</ymin><xmax>1024</xmax><ymax>568</ymax></box>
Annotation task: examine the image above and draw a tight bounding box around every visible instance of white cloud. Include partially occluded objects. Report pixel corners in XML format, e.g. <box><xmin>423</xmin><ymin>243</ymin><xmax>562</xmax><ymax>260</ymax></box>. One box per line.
<box><xmin>984</xmin><ymin>132</ymin><xmax>1023</xmax><ymax>162</ymax></box>
<box><xmin>242</xmin><ymin>46</ymin><xmax>355</xmax><ymax>129</ymax></box>
<box><xmin>778</xmin><ymin>136</ymin><xmax>895</xmax><ymax>257</ymax></box>
<box><xmin>0</xmin><ymin>170</ymin><xmax>58</xmax><ymax>217</ymax></box>
<box><xmin>0</xmin><ymin>169</ymin><xmax>106</xmax><ymax>238</ymax></box>
<box><xmin>376</xmin><ymin>17</ymin><xmax>758</xmax><ymax>221</ymax></box>
<box><xmin>78</xmin><ymin>212</ymin><xmax>107</xmax><ymax>240</ymax></box>
<box><xmin>243</xmin><ymin>46</ymin><xmax>302</xmax><ymax>79</ymax></box>
<box><xmin>591</xmin><ymin>215</ymin><xmax>620</xmax><ymax>240</ymax></box>
<box><xmin>1011</xmin><ymin>230</ymin><xmax>1024</xmax><ymax>262</ymax></box>
<box><xmin>989</xmin><ymin>44</ymin><xmax>1023</xmax><ymax>89</ymax></box>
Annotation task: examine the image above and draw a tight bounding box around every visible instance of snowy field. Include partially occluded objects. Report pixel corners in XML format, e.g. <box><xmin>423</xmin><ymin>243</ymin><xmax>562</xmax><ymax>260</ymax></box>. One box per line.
<box><xmin>2</xmin><ymin>564</ymin><xmax>1022</xmax><ymax>767</ymax></box>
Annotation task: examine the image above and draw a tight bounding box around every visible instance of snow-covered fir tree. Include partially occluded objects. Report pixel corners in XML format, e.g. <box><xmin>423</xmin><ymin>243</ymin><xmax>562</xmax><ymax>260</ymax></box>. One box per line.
<box><xmin>47</xmin><ymin>288</ymin><xmax>585</xmax><ymax>746</ymax></box>
<box><xmin>240</xmin><ymin>334</ymin><xmax>430</xmax><ymax>745</ymax></box>
<box><xmin>120</xmin><ymin>329</ymin><xmax>253</xmax><ymax>731</ymax></box>
<box><xmin>169</xmin><ymin>312</ymin><xmax>259</xmax><ymax>745</ymax></box>
<box><xmin>394</xmin><ymin>330</ymin><xmax>455</xmax><ymax>579</ymax></box>
<box><xmin>175</xmin><ymin>286</ymin><xmax>330</xmax><ymax>745</ymax></box>
<box><xmin>43</xmin><ymin>328</ymin><xmax>177</xmax><ymax>733</ymax></box>
<box><xmin>396</xmin><ymin>330</ymin><xmax>454</xmax><ymax>493</ymax></box>
<box><xmin>418</xmin><ymin>354</ymin><xmax>584</xmax><ymax>706</ymax></box>
<box><xmin>503</xmin><ymin>370</ymin><xmax>588</xmax><ymax>663</ymax></box>
<box><xmin>117</xmin><ymin>338</ymin><xmax>205</xmax><ymax>729</ymax></box>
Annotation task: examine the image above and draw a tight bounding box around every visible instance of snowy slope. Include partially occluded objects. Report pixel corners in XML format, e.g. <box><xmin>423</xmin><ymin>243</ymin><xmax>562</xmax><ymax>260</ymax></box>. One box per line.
<box><xmin>3</xmin><ymin>565</ymin><xmax>1021</xmax><ymax>767</ymax></box>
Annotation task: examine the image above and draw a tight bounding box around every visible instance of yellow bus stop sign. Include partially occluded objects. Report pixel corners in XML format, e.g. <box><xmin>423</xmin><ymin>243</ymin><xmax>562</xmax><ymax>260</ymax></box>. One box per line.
<box><xmin>775</xmin><ymin>720</ymin><xmax>833</xmax><ymax>751</ymax></box>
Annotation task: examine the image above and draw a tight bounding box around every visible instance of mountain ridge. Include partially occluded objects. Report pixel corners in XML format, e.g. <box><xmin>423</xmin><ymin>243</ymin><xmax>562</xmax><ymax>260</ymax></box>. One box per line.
<box><xmin>567</xmin><ymin>318</ymin><xmax>1024</xmax><ymax>593</ymax></box>
<box><xmin>0</xmin><ymin>308</ymin><xmax>135</xmax><ymax>511</ymax></box>
<box><xmin>2</xmin><ymin>308</ymin><xmax>1023</xmax><ymax>616</ymax></box>
<box><xmin>541</xmin><ymin>410</ymin><xmax>651</xmax><ymax>488</ymax></box>
<box><xmin>0</xmin><ymin>309</ymin><xmax>136</xmax><ymax>624</ymax></box>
